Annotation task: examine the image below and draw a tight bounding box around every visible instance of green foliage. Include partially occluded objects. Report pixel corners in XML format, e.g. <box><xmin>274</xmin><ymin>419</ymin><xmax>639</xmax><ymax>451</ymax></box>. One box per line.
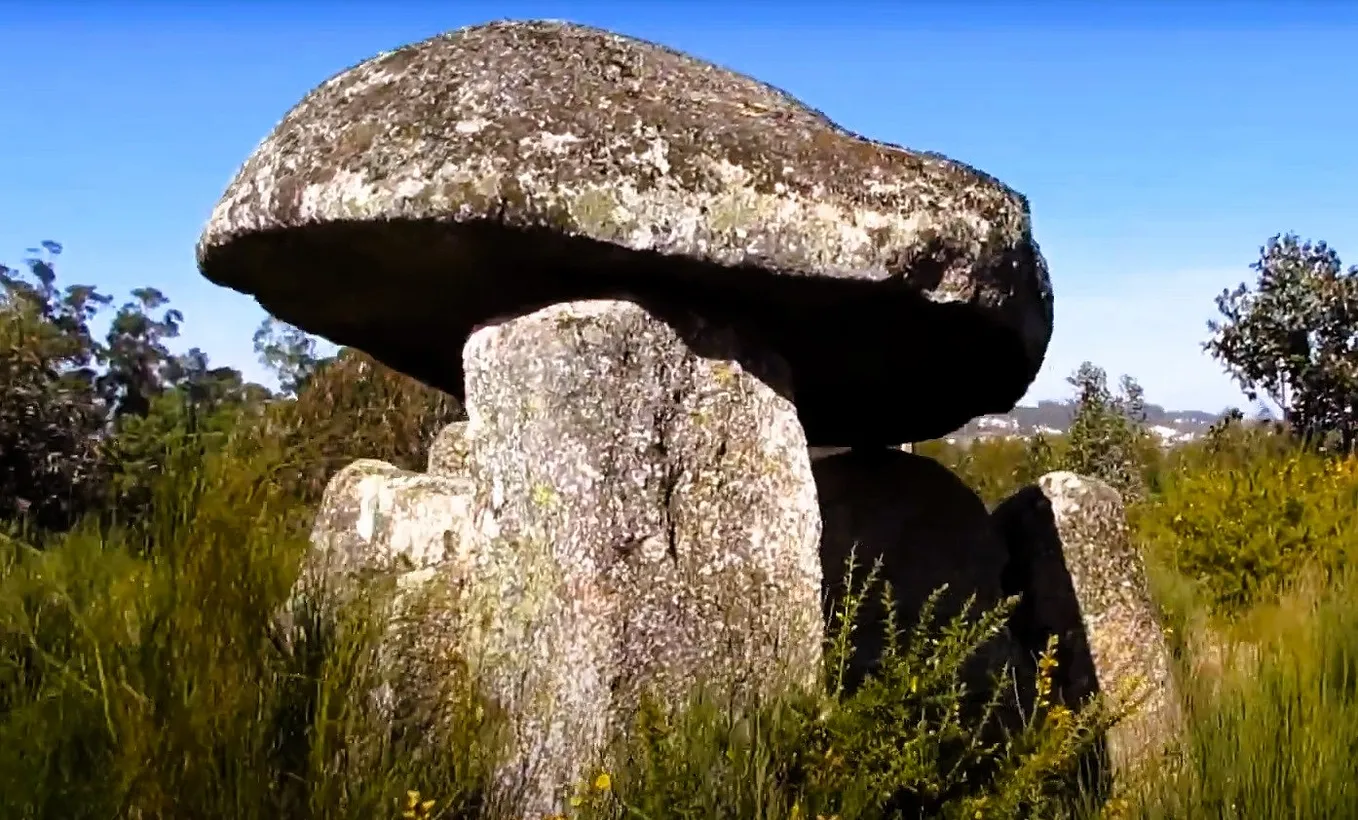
<box><xmin>1206</xmin><ymin>234</ymin><xmax>1358</xmax><ymax>449</ymax></box>
<box><xmin>0</xmin><ymin>244</ymin><xmax>109</xmax><ymax>530</ymax></box>
<box><xmin>254</xmin><ymin>316</ymin><xmax>323</xmax><ymax>397</ymax></box>
<box><xmin>1134</xmin><ymin>436</ymin><xmax>1358</xmax><ymax>615</ymax></box>
<box><xmin>1062</xmin><ymin>362</ymin><xmax>1154</xmax><ymax>499</ymax></box>
<box><xmin>0</xmin><ymin>430</ymin><xmax>496</xmax><ymax>820</ymax></box>
<box><xmin>1127</xmin><ymin>573</ymin><xmax>1358</xmax><ymax>819</ymax></box>
<box><xmin>916</xmin><ymin>436</ymin><xmax>1060</xmax><ymax>507</ymax></box>
<box><xmin>0</xmin><ymin>241</ymin><xmax>277</xmax><ymax>534</ymax></box>
<box><xmin>97</xmin><ymin>286</ymin><xmax>184</xmax><ymax>420</ymax></box>
<box><xmin>268</xmin><ymin>348</ymin><xmax>465</xmax><ymax>504</ymax></box>
<box><xmin>579</xmin><ymin>567</ymin><xmax>1115</xmax><ymax>820</ymax></box>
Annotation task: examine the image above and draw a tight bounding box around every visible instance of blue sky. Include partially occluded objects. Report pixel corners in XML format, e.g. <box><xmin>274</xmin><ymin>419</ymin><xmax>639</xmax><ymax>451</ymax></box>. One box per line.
<box><xmin>2</xmin><ymin>1</ymin><xmax>1355</xmax><ymax>413</ymax></box>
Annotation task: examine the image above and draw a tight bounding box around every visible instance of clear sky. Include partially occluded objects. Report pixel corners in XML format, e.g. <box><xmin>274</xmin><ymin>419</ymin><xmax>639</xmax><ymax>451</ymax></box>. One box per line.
<box><xmin>2</xmin><ymin>1</ymin><xmax>1355</xmax><ymax>413</ymax></box>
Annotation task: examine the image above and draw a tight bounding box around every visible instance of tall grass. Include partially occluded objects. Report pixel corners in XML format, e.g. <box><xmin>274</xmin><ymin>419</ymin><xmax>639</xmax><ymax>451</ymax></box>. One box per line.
<box><xmin>4</xmin><ymin>417</ymin><xmax>1358</xmax><ymax>819</ymax></box>
<box><xmin>1121</xmin><ymin>570</ymin><xmax>1358</xmax><ymax>818</ymax></box>
<box><xmin>0</xmin><ymin>430</ymin><xmax>495</xmax><ymax>820</ymax></box>
<box><xmin>0</xmin><ymin>429</ymin><xmax>1110</xmax><ymax>819</ymax></box>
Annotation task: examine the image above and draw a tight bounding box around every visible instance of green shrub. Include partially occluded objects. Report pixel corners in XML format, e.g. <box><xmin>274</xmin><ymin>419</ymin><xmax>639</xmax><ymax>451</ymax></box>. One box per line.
<box><xmin>580</xmin><ymin>566</ymin><xmax>1118</xmax><ymax>820</ymax></box>
<box><xmin>1133</xmin><ymin>438</ymin><xmax>1358</xmax><ymax>615</ymax></box>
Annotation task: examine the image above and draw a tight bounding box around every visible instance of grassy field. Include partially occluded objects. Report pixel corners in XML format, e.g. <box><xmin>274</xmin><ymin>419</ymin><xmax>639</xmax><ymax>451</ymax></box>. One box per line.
<box><xmin>2</xmin><ymin>420</ymin><xmax>1356</xmax><ymax>819</ymax></box>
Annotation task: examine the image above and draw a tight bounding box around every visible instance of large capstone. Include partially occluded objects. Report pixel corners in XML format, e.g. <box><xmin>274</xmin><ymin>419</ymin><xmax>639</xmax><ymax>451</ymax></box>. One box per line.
<box><xmin>456</xmin><ymin>298</ymin><xmax>823</xmax><ymax>815</ymax></box>
<box><xmin>195</xmin><ymin>19</ymin><xmax>1052</xmax><ymax>445</ymax></box>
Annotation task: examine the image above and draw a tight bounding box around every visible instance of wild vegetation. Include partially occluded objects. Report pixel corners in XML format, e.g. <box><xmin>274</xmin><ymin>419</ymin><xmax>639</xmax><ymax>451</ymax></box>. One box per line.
<box><xmin>2</xmin><ymin>233</ymin><xmax>1357</xmax><ymax>818</ymax></box>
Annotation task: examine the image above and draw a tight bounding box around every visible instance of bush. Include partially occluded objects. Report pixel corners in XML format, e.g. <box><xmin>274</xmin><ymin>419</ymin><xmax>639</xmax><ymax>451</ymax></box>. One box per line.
<box><xmin>1134</xmin><ymin>436</ymin><xmax>1358</xmax><ymax>615</ymax></box>
<box><xmin>574</xmin><ymin>565</ymin><xmax>1118</xmax><ymax>820</ymax></box>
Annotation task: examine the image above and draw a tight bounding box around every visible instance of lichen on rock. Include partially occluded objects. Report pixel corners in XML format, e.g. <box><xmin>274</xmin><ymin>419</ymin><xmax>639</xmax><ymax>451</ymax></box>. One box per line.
<box><xmin>195</xmin><ymin>19</ymin><xmax>1053</xmax><ymax>445</ymax></box>
<box><xmin>992</xmin><ymin>471</ymin><xmax>1181</xmax><ymax>782</ymax></box>
<box><xmin>457</xmin><ymin>298</ymin><xmax>823</xmax><ymax>816</ymax></box>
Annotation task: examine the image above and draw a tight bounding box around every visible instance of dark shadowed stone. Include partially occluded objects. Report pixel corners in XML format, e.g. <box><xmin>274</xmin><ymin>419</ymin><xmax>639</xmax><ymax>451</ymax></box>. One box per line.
<box><xmin>812</xmin><ymin>447</ymin><xmax>1034</xmax><ymax>719</ymax></box>
<box><xmin>457</xmin><ymin>298</ymin><xmax>822</xmax><ymax>815</ymax></box>
<box><xmin>991</xmin><ymin>471</ymin><xmax>1180</xmax><ymax>781</ymax></box>
<box><xmin>195</xmin><ymin>19</ymin><xmax>1053</xmax><ymax>445</ymax></box>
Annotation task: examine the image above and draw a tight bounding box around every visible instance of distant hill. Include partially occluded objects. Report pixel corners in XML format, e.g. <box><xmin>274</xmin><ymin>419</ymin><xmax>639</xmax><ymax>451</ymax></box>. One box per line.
<box><xmin>941</xmin><ymin>401</ymin><xmax>1224</xmax><ymax>446</ymax></box>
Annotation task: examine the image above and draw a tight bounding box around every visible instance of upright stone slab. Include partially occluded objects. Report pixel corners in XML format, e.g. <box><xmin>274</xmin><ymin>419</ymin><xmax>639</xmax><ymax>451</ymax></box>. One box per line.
<box><xmin>458</xmin><ymin>298</ymin><xmax>822</xmax><ymax>815</ymax></box>
<box><xmin>427</xmin><ymin>420</ymin><xmax>471</xmax><ymax>477</ymax></box>
<box><xmin>992</xmin><ymin>471</ymin><xmax>1180</xmax><ymax>780</ymax></box>
<box><xmin>289</xmin><ymin>458</ymin><xmax>477</xmax><ymax>728</ymax></box>
<box><xmin>813</xmin><ymin>448</ymin><xmax>1033</xmax><ymax>718</ymax></box>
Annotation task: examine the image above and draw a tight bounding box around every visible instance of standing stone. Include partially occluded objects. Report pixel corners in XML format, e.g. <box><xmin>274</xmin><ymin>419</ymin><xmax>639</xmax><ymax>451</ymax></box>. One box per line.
<box><xmin>290</xmin><ymin>459</ymin><xmax>477</xmax><ymax>727</ymax></box>
<box><xmin>813</xmin><ymin>448</ymin><xmax>1033</xmax><ymax>717</ymax></box>
<box><xmin>427</xmin><ymin>420</ymin><xmax>471</xmax><ymax>477</ymax></box>
<box><xmin>991</xmin><ymin>471</ymin><xmax>1180</xmax><ymax>780</ymax></box>
<box><xmin>192</xmin><ymin>17</ymin><xmax>1061</xmax><ymax>817</ymax></box>
<box><xmin>457</xmin><ymin>299</ymin><xmax>822</xmax><ymax>815</ymax></box>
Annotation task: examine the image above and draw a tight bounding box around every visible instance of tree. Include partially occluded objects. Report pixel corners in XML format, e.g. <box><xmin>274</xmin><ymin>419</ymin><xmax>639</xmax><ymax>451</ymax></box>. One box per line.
<box><xmin>98</xmin><ymin>287</ymin><xmax>184</xmax><ymax>419</ymax></box>
<box><xmin>1206</xmin><ymin>234</ymin><xmax>1358</xmax><ymax>449</ymax></box>
<box><xmin>1061</xmin><ymin>361</ymin><xmax>1149</xmax><ymax>499</ymax></box>
<box><xmin>0</xmin><ymin>242</ymin><xmax>109</xmax><ymax>529</ymax></box>
<box><xmin>253</xmin><ymin>316</ymin><xmax>322</xmax><ymax>397</ymax></box>
<box><xmin>0</xmin><ymin>241</ymin><xmax>270</xmax><ymax>532</ymax></box>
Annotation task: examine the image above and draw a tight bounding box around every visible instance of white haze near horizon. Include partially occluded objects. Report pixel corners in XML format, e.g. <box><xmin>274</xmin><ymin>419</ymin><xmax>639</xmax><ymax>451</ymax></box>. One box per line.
<box><xmin>1023</xmin><ymin>266</ymin><xmax>1252</xmax><ymax>414</ymax></box>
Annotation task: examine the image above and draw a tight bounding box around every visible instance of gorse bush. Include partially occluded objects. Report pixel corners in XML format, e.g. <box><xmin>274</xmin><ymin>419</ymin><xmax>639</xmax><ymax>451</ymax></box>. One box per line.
<box><xmin>1135</xmin><ymin>439</ymin><xmax>1358</xmax><ymax>615</ymax></box>
<box><xmin>574</xmin><ymin>568</ymin><xmax>1117</xmax><ymax>820</ymax></box>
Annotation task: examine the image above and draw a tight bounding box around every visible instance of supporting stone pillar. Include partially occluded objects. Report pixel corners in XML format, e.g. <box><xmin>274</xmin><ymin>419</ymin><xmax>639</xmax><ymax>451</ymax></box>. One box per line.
<box><xmin>992</xmin><ymin>472</ymin><xmax>1180</xmax><ymax>785</ymax></box>
<box><xmin>459</xmin><ymin>298</ymin><xmax>824</xmax><ymax>816</ymax></box>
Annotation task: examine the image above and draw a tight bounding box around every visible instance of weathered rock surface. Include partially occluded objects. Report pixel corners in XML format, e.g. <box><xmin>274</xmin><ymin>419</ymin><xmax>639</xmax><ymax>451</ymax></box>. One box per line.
<box><xmin>287</xmin><ymin>458</ymin><xmax>477</xmax><ymax>725</ymax></box>
<box><xmin>306</xmin><ymin>458</ymin><xmax>474</xmax><ymax>578</ymax></box>
<box><xmin>992</xmin><ymin>471</ymin><xmax>1180</xmax><ymax>779</ymax></box>
<box><xmin>427</xmin><ymin>420</ymin><xmax>471</xmax><ymax>477</ymax></box>
<box><xmin>195</xmin><ymin>19</ymin><xmax>1053</xmax><ymax>445</ymax></box>
<box><xmin>456</xmin><ymin>298</ymin><xmax>823</xmax><ymax>816</ymax></box>
<box><xmin>812</xmin><ymin>447</ymin><xmax>1033</xmax><ymax>711</ymax></box>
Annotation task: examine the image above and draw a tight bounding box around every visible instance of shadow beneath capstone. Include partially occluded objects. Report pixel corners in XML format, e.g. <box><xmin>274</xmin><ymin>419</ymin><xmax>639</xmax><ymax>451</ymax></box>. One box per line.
<box><xmin>991</xmin><ymin>484</ymin><xmax>1112</xmax><ymax>801</ymax></box>
<box><xmin>198</xmin><ymin>218</ymin><xmax>1041</xmax><ymax>445</ymax></box>
<box><xmin>810</xmin><ymin>447</ymin><xmax>1025</xmax><ymax>706</ymax></box>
